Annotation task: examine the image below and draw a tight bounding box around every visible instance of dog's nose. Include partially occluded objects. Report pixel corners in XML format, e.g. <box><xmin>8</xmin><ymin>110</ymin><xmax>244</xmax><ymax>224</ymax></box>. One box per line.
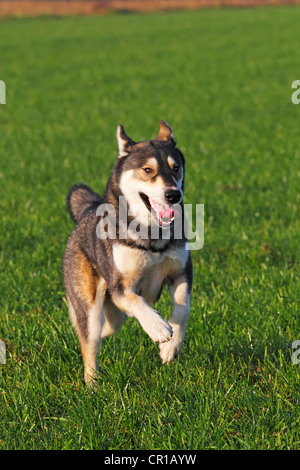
<box><xmin>164</xmin><ymin>189</ymin><xmax>182</xmax><ymax>204</ymax></box>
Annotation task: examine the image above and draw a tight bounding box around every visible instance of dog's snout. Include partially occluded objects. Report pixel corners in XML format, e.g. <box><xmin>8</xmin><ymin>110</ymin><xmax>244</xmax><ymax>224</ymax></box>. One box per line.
<box><xmin>164</xmin><ymin>188</ymin><xmax>181</xmax><ymax>204</ymax></box>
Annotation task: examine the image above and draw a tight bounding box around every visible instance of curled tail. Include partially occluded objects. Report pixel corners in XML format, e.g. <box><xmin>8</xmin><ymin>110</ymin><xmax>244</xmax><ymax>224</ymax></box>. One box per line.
<box><xmin>66</xmin><ymin>183</ymin><xmax>102</xmax><ymax>224</ymax></box>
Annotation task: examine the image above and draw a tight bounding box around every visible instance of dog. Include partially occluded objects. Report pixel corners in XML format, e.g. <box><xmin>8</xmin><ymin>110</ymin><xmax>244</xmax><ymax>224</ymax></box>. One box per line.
<box><xmin>62</xmin><ymin>121</ymin><xmax>193</xmax><ymax>386</ymax></box>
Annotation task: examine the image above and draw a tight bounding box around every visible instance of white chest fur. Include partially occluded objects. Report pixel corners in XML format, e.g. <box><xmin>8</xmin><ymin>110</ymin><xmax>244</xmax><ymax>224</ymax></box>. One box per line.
<box><xmin>112</xmin><ymin>243</ymin><xmax>188</xmax><ymax>305</ymax></box>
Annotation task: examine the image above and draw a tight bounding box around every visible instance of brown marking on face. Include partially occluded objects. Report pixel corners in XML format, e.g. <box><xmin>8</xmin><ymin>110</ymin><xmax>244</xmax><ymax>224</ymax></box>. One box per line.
<box><xmin>139</xmin><ymin>157</ymin><xmax>159</xmax><ymax>180</ymax></box>
<box><xmin>166</xmin><ymin>156</ymin><xmax>182</xmax><ymax>188</ymax></box>
<box><xmin>167</xmin><ymin>155</ymin><xmax>182</xmax><ymax>180</ymax></box>
<box><xmin>167</xmin><ymin>156</ymin><xmax>176</xmax><ymax>169</ymax></box>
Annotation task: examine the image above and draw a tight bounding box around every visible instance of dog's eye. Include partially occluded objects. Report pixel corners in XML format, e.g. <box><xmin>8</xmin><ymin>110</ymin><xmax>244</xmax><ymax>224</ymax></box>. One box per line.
<box><xmin>143</xmin><ymin>167</ymin><xmax>153</xmax><ymax>174</ymax></box>
<box><xmin>173</xmin><ymin>165</ymin><xmax>179</xmax><ymax>172</ymax></box>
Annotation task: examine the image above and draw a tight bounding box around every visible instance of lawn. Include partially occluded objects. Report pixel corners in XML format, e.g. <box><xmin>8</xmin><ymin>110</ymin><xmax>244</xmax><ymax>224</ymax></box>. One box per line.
<box><xmin>0</xmin><ymin>6</ymin><xmax>300</xmax><ymax>450</ymax></box>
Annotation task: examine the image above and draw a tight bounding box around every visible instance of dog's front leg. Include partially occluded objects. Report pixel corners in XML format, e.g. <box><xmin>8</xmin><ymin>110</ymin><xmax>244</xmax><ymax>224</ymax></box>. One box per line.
<box><xmin>112</xmin><ymin>291</ymin><xmax>173</xmax><ymax>344</ymax></box>
<box><xmin>159</xmin><ymin>274</ymin><xmax>191</xmax><ymax>364</ymax></box>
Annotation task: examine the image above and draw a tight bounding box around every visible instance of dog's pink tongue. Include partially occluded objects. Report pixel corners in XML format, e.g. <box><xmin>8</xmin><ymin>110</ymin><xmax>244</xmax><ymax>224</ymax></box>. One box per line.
<box><xmin>161</xmin><ymin>207</ymin><xmax>174</xmax><ymax>220</ymax></box>
<box><xmin>151</xmin><ymin>200</ymin><xmax>174</xmax><ymax>221</ymax></box>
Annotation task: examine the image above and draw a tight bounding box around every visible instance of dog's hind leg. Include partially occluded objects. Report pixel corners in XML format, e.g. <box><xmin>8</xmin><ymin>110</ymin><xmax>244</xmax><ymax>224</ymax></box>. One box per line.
<box><xmin>84</xmin><ymin>279</ymin><xmax>107</xmax><ymax>385</ymax></box>
<box><xmin>64</xmin><ymin>249</ymin><xmax>108</xmax><ymax>386</ymax></box>
<box><xmin>67</xmin><ymin>277</ymin><xmax>107</xmax><ymax>386</ymax></box>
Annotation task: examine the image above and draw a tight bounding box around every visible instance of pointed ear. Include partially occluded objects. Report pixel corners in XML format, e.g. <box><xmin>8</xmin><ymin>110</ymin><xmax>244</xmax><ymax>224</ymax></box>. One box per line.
<box><xmin>116</xmin><ymin>125</ymin><xmax>136</xmax><ymax>158</ymax></box>
<box><xmin>157</xmin><ymin>120</ymin><xmax>176</xmax><ymax>145</ymax></box>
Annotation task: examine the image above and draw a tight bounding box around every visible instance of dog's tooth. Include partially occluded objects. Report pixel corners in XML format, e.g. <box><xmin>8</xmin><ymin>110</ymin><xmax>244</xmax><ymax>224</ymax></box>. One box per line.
<box><xmin>149</xmin><ymin>198</ymin><xmax>157</xmax><ymax>210</ymax></box>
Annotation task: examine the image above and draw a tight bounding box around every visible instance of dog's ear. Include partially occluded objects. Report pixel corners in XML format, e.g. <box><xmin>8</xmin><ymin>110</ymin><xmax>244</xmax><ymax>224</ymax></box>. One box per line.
<box><xmin>117</xmin><ymin>125</ymin><xmax>136</xmax><ymax>158</ymax></box>
<box><xmin>157</xmin><ymin>120</ymin><xmax>176</xmax><ymax>145</ymax></box>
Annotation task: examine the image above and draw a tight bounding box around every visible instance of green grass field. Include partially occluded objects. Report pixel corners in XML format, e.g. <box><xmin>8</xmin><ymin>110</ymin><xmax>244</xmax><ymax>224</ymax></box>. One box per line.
<box><xmin>0</xmin><ymin>6</ymin><xmax>300</xmax><ymax>450</ymax></box>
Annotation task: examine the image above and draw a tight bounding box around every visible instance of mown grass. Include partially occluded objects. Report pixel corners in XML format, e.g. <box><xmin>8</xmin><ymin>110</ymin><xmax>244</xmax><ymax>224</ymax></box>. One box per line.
<box><xmin>0</xmin><ymin>6</ymin><xmax>300</xmax><ymax>450</ymax></box>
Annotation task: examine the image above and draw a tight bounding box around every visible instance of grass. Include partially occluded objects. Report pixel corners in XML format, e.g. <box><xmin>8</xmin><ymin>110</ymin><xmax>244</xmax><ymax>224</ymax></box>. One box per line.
<box><xmin>0</xmin><ymin>6</ymin><xmax>300</xmax><ymax>450</ymax></box>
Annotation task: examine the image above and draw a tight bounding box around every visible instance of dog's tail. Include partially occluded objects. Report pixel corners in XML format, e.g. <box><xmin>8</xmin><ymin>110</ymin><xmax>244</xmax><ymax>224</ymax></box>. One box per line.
<box><xmin>66</xmin><ymin>183</ymin><xmax>102</xmax><ymax>224</ymax></box>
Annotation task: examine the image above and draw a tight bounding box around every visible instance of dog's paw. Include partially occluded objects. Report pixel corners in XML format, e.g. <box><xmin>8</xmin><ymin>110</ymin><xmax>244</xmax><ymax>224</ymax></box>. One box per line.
<box><xmin>159</xmin><ymin>324</ymin><xmax>185</xmax><ymax>364</ymax></box>
<box><xmin>84</xmin><ymin>368</ymin><xmax>100</xmax><ymax>390</ymax></box>
<box><xmin>151</xmin><ymin>316</ymin><xmax>173</xmax><ymax>344</ymax></box>
<box><xmin>141</xmin><ymin>314</ymin><xmax>172</xmax><ymax>344</ymax></box>
<box><xmin>139</xmin><ymin>310</ymin><xmax>173</xmax><ymax>344</ymax></box>
<box><xmin>159</xmin><ymin>338</ymin><xmax>182</xmax><ymax>364</ymax></box>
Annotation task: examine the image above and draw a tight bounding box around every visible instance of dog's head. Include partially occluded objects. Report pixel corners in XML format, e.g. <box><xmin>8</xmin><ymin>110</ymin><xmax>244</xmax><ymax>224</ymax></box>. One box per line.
<box><xmin>115</xmin><ymin>121</ymin><xmax>185</xmax><ymax>229</ymax></box>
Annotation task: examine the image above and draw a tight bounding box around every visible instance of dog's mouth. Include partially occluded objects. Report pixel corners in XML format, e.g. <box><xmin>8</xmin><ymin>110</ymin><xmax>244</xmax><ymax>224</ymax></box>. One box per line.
<box><xmin>139</xmin><ymin>193</ymin><xmax>179</xmax><ymax>227</ymax></box>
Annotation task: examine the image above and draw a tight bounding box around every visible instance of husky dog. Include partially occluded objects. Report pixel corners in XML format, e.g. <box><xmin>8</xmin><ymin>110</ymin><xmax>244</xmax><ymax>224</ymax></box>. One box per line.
<box><xmin>62</xmin><ymin>121</ymin><xmax>193</xmax><ymax>385</ymax></box>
